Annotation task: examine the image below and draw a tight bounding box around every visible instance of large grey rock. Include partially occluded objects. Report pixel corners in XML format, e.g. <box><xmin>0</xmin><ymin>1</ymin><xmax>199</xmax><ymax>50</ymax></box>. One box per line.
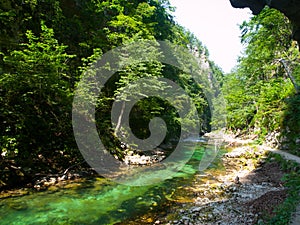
<box><xmin>229</xmin><ymin>0</ymin><xmax>300</xmax><ymax>45</ymax></box>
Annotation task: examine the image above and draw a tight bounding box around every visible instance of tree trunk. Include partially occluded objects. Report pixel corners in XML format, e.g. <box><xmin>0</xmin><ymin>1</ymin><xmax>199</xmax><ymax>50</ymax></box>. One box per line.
<box><xmin>279</xmin><ymin>59</ymin><xmax>300</xmax><ymax>94</ymax></box>
<box><xmin>114</xmin><ymin>101</ymin><xmax>126</xmax><ymax>137</ymax></box>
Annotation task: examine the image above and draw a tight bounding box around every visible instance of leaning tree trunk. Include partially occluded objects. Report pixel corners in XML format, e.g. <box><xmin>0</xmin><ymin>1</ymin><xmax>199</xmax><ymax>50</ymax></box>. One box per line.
<box><xmin>279</xmin><ymin>59</ymin><xmax>300</xmax><ymax>94</ymax></box>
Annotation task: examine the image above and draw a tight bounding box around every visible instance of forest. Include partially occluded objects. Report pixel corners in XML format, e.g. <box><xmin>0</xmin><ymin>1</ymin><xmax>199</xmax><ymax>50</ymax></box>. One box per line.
<box><xmin>1</xmin><ymin>0</ymin><xmax>300</xmax><ymax>224</ymax></box>
<box><xmin>0</xmin><ymin>0</ymin><xmax>224</xmax><ymax>189</ymax></box>
<box><xmin>224</xmin><ymin>8</ymin><xmax>300</xmax><ymax>152</ymax></box>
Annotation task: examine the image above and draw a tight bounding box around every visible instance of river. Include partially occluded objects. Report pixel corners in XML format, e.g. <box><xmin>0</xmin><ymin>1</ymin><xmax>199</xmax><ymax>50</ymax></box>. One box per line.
<box><xmin>0</xmin><ymin>139</ymin><xmax>225</xmax><ymax>225</ymax></box>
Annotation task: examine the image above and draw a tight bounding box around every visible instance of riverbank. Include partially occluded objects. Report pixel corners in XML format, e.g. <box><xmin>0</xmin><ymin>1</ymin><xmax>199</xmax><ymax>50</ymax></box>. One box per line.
<box><xmin>125</xmin><ymin>134</ymin><xmax>300</xmax><ymax>225</ymax></box>
<box><xmin>1</xmin><ymin>134</ymin><xmax>300</xmax><ymax>224</ymax></box>
<box><xmin>0</xmin><ymin>162</ymin><xmax>99</xmax><ymax>199</ymax></box>
<box><xmin>161</xmin><ymin>146</ymin><xmax>287</xmax><ymax>224</ymax></box>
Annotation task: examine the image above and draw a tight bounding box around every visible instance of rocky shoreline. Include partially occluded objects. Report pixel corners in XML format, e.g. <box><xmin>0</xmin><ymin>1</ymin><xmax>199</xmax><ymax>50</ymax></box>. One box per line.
<box><xmin>0</xmin><ymin>167</ymin><xmax>97</xmax><ymax>199</ymax></box>
<box><xmin>147</xmin><ymin>135</ymin><xmax>293</xmax><ymax>225</ymax></box>
<box><xmin>163</xmin><ymin>148</ymin><xmax>286</xmax><ymax>224</ymax></box>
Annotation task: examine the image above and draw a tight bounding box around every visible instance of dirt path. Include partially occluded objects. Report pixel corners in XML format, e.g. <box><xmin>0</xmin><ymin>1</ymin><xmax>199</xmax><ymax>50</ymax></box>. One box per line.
<box><xmin>291</xmin><ymin>203</ymin><xmax>300</xmax><ymax>225</ymax></box>
<box><xmin>260</xmin><ymin>146</ymin><xmax>300</xmax><ymax>164</ymax></box>
<box><xmin>224</xmin><ymin>133</ymin><xmax>300</xmax><ymax>164</ymax></box>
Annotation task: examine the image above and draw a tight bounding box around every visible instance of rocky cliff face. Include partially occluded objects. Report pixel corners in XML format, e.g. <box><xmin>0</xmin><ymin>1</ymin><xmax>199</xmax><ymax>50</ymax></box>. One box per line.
<box><xmin>230</xmin><ymin>0</ymin><xmax>300</xmax><ymax>46</ymax></box>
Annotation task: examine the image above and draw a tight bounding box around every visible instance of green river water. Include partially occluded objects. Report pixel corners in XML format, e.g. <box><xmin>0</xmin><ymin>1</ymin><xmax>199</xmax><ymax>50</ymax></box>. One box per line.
<box><xmin>0</xmin><ymin>142</ymin><xmax>224</xmax><ymax>225</ymax></box>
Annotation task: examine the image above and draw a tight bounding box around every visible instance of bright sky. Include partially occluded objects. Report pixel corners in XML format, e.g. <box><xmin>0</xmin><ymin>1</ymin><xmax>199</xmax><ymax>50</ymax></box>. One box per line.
<box><xmin>169</xmin><ymin>0</ymin><xmax>252</xmax><ymax>73</ymax></box>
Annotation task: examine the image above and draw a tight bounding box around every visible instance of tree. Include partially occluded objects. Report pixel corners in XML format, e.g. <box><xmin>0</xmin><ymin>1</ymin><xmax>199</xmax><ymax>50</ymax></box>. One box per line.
<box><xmin>223</xmin><ymin>7</ymin><xmax>300</xmax><ymax>146</ymax></box>
<box><xmin>0</xmin><ymin>0</ymin><xmax>224</xmax><ymax>188</ymax></box>
<box><xmin>0</xmin><ymin>22</ymin><xmax>75</xmax><ymax>168</ymax></box>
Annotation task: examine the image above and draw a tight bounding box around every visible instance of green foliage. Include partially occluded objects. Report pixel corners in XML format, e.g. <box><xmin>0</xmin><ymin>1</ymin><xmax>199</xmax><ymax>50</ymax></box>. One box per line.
<box><xmin>0</xmin><ymin>0</ymin><xmax>223</xmax><ymax>187</ymax></box>
<box><xmin>223</xmin><ymin>72</ymin><xmax>256</xmax><ymax>131</ymax></box>
<box><xmin>0</xmin><ymin>22</ymin><xmax>75</xmax><ymax>162</ymax></box>
<box><xmin>223</xmin><ymin>7</ymin><xmax>300</xmax><ymax>148</ymax></box>
<box><xmin>92</xmin><ymin>39</ymin><xmax>210</xmax><ymax>155</ymax></box>
<box><xmin>281</xmin><ymin>94</ymin><xmax>300</xmax><ymax>154</ymax></box>
<box><xmin>253</xmin><ymin>79</ymin><xmax>292</xmax><ymax>133</ymax></box>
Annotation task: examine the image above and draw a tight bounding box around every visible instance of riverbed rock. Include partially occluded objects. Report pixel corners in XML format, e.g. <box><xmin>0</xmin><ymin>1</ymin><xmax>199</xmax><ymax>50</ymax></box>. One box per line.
<box><xmin>8</xmin><ymin>201</ymin><xmax>28</xmax><ymax>211</ymax></box>
<box><xmin>123</xmin><ymin>149</ymin><xmax>166</xmax><ymax>165</ymax></box>
<box><xmin>0</xmin><ymin>188</ymin><xmax>30</xmax><ymax>199</ymax></box>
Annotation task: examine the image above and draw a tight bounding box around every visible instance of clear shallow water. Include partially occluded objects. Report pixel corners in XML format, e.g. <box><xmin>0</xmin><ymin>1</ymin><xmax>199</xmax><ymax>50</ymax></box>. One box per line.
<box><xmin>0</xmin><ymin>142</ymin><xmax>222</xmax><ymax>225</ymax></box>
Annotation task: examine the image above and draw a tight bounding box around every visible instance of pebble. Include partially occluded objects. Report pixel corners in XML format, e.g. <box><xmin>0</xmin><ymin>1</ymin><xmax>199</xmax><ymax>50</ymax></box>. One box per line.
<box><xmin>181</xmin><ymin>216</ymin><xmax>190</xmax><ymax>221</ymax></box>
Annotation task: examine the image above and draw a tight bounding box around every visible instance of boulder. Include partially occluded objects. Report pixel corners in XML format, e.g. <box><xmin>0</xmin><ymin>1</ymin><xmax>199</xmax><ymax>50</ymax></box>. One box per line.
<box><xmin>229</xmin><ymin>0</ymin><xmax>300</xmax><ymax>46</ymax></box>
